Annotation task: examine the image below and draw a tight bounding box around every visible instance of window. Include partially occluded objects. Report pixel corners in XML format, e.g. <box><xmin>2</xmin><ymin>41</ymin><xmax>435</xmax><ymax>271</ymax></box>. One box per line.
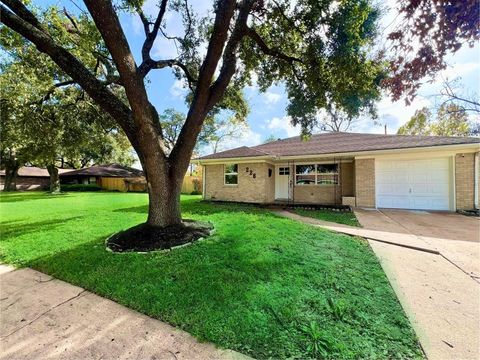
<box><xmin>295</xmin><ymin>163</ymin><xmax>339</xmax><ymax>185</ymax></box>
<box><xmin>278</xmin><ymin>167</ymin><xmax>290</xmax><ymax>175</ymax></box>
<box><xmin>295</xmin><ymin>165</ymin><xmax>316</xmax><ymax>185</ymax></box>
<box><xmin>316</xmin><ymin>164</ymin><xmax>338</xmax><ymax>185</ymax></box>
<box><xmin>224</xmin><ymin>164</ymin><xmax>238</xmax><ymax>185</ymax></box>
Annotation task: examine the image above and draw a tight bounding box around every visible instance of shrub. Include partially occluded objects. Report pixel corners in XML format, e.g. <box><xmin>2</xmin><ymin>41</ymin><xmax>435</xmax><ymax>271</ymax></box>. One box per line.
<box><xmin>61</xmin><ymin>184</ymin><xmax>102</xmax><ymax>192</ymax></box>
<box><xmin>192</xmin><ymin>178</ymin><xmax>201</xmax><ymax>193</ymax></box>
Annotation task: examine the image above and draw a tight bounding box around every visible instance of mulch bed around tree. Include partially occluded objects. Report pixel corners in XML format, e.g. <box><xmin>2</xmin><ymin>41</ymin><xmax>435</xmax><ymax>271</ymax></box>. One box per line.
<box><xmin>106</xmin><ymin>220</ymin><xmax>214</xmax><ymax>253</ymax></box>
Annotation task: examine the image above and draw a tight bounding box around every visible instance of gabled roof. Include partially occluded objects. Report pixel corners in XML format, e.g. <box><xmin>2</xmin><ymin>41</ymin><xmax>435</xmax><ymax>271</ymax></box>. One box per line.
<box><xmin>198</xmin><ymin>132</ymin><xmax>480</xmax><ymax>160</ymax></box>
<box><xmin>59</xmin><ymin>164</ymin><xmax>144</xmax><ymax>178</ymax></box>
<box><xmin>0</xmin><ymin>167</ymin><xmax>71</xmax><ymax>178</ymax></box>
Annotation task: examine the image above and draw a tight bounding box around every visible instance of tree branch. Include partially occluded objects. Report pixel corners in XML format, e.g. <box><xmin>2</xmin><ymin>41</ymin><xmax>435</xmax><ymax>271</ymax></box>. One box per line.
<box><xmin>246</xmin><ymin>27</ymin><xmax>302</xmax><ymax>63</ymax></box>
<box><xmin>141</xmin><ymin>0</ymin><xmax>168</xmax><ymax>62</ymax></box>
<box><xmin>83</xmin><ymin>1</ymin><xmax>164</xmax><ymax>140</ymax></box>
<box><xmin>169</xmin><ymin>0</ymin><xmax>238</xmax><ymax>173</ymax></box>
<box><xmin>2</xmin><ymin>0</ymin><xmax>43</xmax><ymax>30</ymax></box>
<box><xmin>138</xmin><ymin>58</ymin><xmax>196</xmax><ymax>87</ymax></box>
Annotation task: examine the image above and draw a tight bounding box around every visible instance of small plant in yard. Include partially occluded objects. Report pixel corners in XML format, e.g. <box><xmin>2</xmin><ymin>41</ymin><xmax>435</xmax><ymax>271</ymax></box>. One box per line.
<box><xmin>301</xmin><ymin>321</ymin><xmax>336</xmax><ymax>358</ymax></box>
<box><xmin>326</xmin><ymin>297</ymin><xmax>350</xmax><ymax>321</ymax></box>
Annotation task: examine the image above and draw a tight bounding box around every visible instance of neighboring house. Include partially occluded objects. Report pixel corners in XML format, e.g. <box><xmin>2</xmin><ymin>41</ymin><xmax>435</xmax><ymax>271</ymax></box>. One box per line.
<box><xmin>0</xmin><ymin>167</ymin><xmax>71</xmax><ymax>191</ymax></box>
<box><xmin>60</xmin><ymin>164</ymin><xmax>146</xmax><ymax>192</ymax></box>
<box><xmin>197</xmin><ymin>132</ymin><xmax>480</xmax><ymax>211</ymax></box>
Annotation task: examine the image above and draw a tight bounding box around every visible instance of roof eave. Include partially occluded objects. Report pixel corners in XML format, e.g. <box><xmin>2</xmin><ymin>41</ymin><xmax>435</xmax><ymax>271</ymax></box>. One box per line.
<box><xmin>195</xmin><ymin>142</ymin><xmax>479</xmax><ymax>164</ymax></box>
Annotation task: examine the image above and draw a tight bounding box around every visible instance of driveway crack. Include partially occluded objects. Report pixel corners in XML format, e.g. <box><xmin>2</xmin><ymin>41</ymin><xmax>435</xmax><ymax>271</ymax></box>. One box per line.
<box><xmin>1</xmin><ymin>289</ymin><xmax>87</xmax><ymax>339</ymax></box>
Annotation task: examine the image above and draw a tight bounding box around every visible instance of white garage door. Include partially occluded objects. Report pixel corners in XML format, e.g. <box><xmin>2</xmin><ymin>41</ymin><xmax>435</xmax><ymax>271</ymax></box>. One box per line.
<box><xmin>376</xmin><ymin>158</ymin><xmax>451</xmax><ymax>210</ymax></box>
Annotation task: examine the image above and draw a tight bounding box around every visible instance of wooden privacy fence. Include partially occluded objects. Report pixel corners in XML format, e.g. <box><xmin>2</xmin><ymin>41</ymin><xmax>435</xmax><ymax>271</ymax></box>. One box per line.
<box><xmin>99</xmin><ymin>175</ymin><xmax>202</xmax><ymax>194</ymax></box>
<box><xmin>182</xmin><ymin>176</ymin><xmax>202</xmax><ymax>194</ymax></box>
<box><xmin>99</xmin><ymin>177</ymin><xmax>128</xmax><ymax>192</ymax></box>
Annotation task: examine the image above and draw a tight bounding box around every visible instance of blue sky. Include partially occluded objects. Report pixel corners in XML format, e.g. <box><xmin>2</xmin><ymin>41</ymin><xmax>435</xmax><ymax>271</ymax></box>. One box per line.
<box><xmin>34</xmin><ymin>0</ymin><xmax>480</xmax><ymax>155</ymax></box>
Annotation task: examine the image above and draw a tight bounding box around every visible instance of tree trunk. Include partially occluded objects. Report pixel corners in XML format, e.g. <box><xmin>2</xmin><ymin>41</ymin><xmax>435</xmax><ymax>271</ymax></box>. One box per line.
<box><xmin>3</xmin><ymin>164</ymin><xmax>19</xmax><ymax>191</ymax></box>
<box><xmin>141</xmin><ymin>152</ymin><xmax>184</xmax><ymax>227</ymax></box>
<box><xmin>3</xmin><ymin>150</ymin><xmax>19</xmax><ymax>192</ymax></box>
<box><xmin>46</xmin><ymin>164</ymin><xmax>61</xmax><ymax>193</ymax></box>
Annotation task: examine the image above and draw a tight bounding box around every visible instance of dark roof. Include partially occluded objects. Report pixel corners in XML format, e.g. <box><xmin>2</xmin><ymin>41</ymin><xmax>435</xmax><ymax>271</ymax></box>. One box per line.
<box><xmin>198</xmin><ymin>132</ymin><xmax>480</xmax><ymax>160</ymax></box>
<box><xmin>60</xmin><ymin>164</ymin><xmax>144</xmax><ymax>178</ymax></box>
<box><xmin>0</xmin><ymin>167</ymin><xmax>71</xmax><ymax>178</ymax></box>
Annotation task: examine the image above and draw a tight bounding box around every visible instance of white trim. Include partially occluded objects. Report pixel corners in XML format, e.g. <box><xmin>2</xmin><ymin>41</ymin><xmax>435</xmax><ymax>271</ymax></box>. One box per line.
<box><xmin>475</xmin><ymin>152</ymin><xmax>479</xmax><ymax>209</ymax></box>
<box><xmin>223</xmin><ymin>163</ymin><xmax>239</xmax><ymax>186</ymax></box>
<box><xmin>202</xmin><ymin>165</ymin><xmax>206</xmax><ymax>199</ymax></box>
<box><xmin>451</xmin><ymin>155</ymin><xmax>456</xmax><ymax>211</ymax></box>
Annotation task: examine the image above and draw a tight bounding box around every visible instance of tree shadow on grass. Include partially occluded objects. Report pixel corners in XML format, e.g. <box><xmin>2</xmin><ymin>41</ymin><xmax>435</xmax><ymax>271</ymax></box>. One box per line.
<box><xmin>0</xmin><ymin>193</ymin><xmax>70</xmax><ymax>203</ymax></box>
<box><xmin>0</xmin><ymin>216</ymin><xmax>84</xmax><ymax>242</ymax></box>
<box><xmin>25</xmin><ymin>231</ymin><xmax>309</xmax><ymax>358</ymax></box>
<box><xmin>114</xmin><ymin>199</ymin><xmax>265</xmax><ymax>217</ymax></box>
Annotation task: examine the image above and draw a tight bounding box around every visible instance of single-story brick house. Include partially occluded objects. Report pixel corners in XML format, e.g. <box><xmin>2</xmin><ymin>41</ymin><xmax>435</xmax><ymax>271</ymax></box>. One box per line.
<box><xmin>196</xmin><ymin>132</ymin><xmax>480</xmax><ymax>211</ymax></box>
<box><xmin>0</xmin><ymin>167</ymin><xmax>71</xmax><ymax>191</ymax></box>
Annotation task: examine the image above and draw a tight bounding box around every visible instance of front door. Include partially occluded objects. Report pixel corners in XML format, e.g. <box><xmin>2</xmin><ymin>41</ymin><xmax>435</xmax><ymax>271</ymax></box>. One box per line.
<box><xmin>275</xmin><ymin>166</ymin><xmax>291</xmax><ymax>200</ymax></box>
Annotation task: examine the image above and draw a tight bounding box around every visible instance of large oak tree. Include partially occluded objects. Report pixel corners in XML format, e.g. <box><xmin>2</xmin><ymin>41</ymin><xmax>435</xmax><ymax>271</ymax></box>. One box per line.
<box><xmin>1</xmin><ymin>0</ymin><xmax>385</xmax><ymax>231</ymax></box>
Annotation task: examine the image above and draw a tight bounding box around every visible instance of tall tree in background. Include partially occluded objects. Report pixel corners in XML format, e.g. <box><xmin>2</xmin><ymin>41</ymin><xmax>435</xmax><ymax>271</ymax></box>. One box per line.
<box><xmin>397</xmin><ymin>104</ymin><xmax>473</xmax><ymax>136</ymax></box>
<box><xmin>0</xmin><ymin>0</ymin><xmax>386</xmax><ymax>232</ymax></box>
<box><xmin>160</xmin><ymin>108</ymin><xmax>248</xmax><ymax>154</ymax></box>
<box><xmin>0</xmin><ymin>32</ymin><xmax>134</xmax><ymax>192</ymax></box>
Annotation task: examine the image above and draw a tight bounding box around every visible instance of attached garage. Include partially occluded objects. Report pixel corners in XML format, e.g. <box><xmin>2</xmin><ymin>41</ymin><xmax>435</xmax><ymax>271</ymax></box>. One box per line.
<box><xmin>376</xmin><ymin>158</ymin><xmax>452</xmax><ymax>211</ymax></box>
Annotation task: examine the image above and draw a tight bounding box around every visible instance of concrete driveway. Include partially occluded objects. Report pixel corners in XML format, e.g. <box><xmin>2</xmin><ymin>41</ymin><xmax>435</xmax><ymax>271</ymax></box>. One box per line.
<box><xmin>355</xmin><ymin>209</ymin><xmax>480</xmax><ymax>360</ymax></box>
<box><xmin>355</xmin><ymin>209</ymin><xmax>480</xmax><ymax>279</ymax></box>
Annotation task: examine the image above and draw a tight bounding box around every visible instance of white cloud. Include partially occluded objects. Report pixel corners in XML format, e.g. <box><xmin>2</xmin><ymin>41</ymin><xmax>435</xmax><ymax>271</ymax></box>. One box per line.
<box><xmin>437</xmin><ymin>62</ymin><xmax>480</xmax><ymax>80</ymax></box>
<box><xmin>354</xmin><ymin>95</ymin><xmax>431</xmax><ymax>134</ymax></box>
<box><xmin>197</xmin><ymin>127</ymin><xmax>262</xmax><ymax>155</ymax></box>
<box><xmin>169</xmin><ymin>79</ymin><xmax>188</xmax><ymax>98</ymax></box>
<box><xmin>262</xmin><ymin>91</ymin><xmax>282</xmax><ymax>105</ymax></box>
<box><xmin>265</xmin><ymin>116</ymin><xmax>301</xmax><ymax>138</ymax></box>
<box><xmin>220</xmin><ymin>128</ymin><xmax>262</xmax><ymax>150</ymax></box>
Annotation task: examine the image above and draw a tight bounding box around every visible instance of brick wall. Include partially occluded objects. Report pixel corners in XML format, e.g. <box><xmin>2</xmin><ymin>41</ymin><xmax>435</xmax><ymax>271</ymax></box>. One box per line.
<box><xmin>455</xmin><ymin>153</ymin><xmax>476</xmax><ymax>210</ymax></box>
<box><xmin>265</xmin><ymin>164</ymin><xmax>275</xmax><ymax>203</ymax></box>
<box><xmin>204</xmin><ymin>163</ymin><xmax>271</xmax><ymax>203</ymax></box>
<box><xmin>355</xmin><ymin>158</ymin><xmax>375</xmax><ymax>207</ymax></box>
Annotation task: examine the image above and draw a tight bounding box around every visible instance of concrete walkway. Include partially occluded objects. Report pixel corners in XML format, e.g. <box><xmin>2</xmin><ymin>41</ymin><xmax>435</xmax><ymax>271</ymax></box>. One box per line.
<box><xmin>0</xmin><ymin>265</ymin><xmax>249</xmax><ymax>360</ymax></box>
<box><xmin>274</xmin><ymin>209</ymin><xmax>480</xmax><ymax>360</ymax></box>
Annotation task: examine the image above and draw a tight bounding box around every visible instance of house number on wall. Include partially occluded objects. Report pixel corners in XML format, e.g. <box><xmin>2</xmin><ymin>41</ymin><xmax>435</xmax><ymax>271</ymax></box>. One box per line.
<box><xmin>245</xmin><ymin>167</ymin><xmax>256</xmax><ymax>179</ymax></box>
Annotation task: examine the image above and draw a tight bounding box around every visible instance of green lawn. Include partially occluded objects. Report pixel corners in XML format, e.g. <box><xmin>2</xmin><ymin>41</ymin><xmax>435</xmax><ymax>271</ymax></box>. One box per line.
<box><xmin>293</xmin><ymin>208</ymin><xmax>361</xmax><ymax>227</ymax></box>
<box><xmin>0</xmin><ymin>192</ymin><xmax>422</xmax><ymax>359</ymax></box>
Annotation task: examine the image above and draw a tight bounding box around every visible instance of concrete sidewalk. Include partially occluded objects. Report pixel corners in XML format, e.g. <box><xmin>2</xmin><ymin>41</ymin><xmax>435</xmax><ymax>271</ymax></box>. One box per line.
<box><xmin>0</xmin><ymin>266</ymin><xmax>249</xmax><ymax>360</ymax></box>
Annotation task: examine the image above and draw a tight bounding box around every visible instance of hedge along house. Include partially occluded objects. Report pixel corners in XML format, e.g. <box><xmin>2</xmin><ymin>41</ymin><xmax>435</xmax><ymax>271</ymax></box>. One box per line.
<box><xmin>196</xmin><ymin>132</ymin><xmax>480</xmax><ymax>211</ymax></box>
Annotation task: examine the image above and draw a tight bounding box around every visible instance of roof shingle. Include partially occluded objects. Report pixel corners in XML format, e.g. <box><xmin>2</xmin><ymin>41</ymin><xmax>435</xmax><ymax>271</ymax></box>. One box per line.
<box><xmin>198</xmin><ymin>132</ymin><xmax>479</xmax><ymax>160</ymax></box>
<box><xmin>59</xmin><ymin>164</ymin><xmax>144</xmax><ymax>178</ymax></box>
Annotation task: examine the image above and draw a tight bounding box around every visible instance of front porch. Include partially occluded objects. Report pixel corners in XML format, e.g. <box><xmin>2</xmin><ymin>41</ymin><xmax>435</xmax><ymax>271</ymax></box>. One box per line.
<box><xmin>272</xmin><ymin>157</ymin><xmax>356</xmax><ymax>207</ymax></box>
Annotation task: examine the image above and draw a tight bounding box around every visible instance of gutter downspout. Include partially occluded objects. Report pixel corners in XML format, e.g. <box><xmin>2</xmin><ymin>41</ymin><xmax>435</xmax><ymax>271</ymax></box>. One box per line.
<box><xmin>475</xmin><ymin>152</ymin><xmax>479</xmax><ymax>210</ymax></box>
